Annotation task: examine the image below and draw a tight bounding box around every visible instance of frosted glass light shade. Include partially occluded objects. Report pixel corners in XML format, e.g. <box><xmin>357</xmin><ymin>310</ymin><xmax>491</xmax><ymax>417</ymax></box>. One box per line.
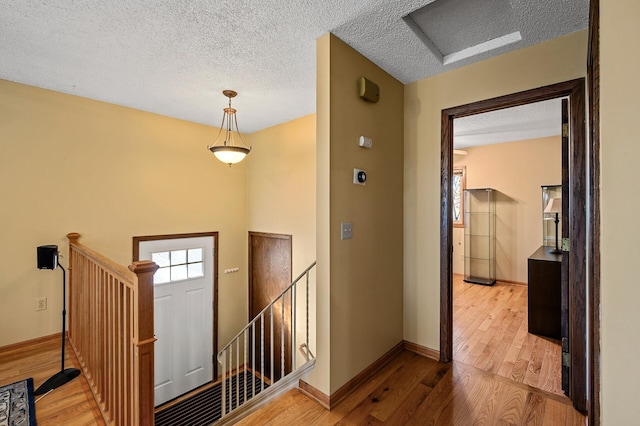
<box><xmin>209</xmin><ymin>146</ymin><xmax>250</xmax><ymax>165</ymax></box>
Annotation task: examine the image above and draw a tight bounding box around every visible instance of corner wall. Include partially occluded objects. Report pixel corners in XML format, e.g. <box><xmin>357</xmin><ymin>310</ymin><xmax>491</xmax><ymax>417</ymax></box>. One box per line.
<box><xmin>314</xmin><ymin>33</ymin><xmax>404</xmax><ymax>395</ymax></box>
<box><xmin>404</xmin><ymin>30</ymin><xmax>587</xmax><ymax>350</ymax></box>
<box><xmin>0</xmin><ymin>80</ymin><xmax>248</xmax><ymax>348</ymax></box>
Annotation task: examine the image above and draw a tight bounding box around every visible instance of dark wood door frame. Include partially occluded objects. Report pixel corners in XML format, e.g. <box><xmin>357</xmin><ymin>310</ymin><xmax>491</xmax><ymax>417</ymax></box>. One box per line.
<box><xmin>439</xmin><ymin>79</ymin><xmax>590</xmax><ymax>412</ymax></box>
<box><xmin>587</xmin><ymin>0</ymin><xmax>600</xmax><ymax>423</ymax></box>
<box><xmin>133</xmin><ymin>231</ymin><xmax>220</xmax><ymax>380</ymax></box>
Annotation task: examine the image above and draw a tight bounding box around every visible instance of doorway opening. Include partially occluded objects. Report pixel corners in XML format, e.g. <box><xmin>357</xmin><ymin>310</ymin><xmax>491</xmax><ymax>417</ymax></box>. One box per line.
<box><xmin>133</xmin><ymin>232</ymin><xmax>219</xmax><ymax>406</ymax></box>
<box><xmin>451</xmin><ymin>100</ymin><xmax>566</xmax><ymax>396</ymax></box>
<box><xmin>440</xmin><ymin>79</ymin><xmax>588</xmax><ymax>412</ymax></box>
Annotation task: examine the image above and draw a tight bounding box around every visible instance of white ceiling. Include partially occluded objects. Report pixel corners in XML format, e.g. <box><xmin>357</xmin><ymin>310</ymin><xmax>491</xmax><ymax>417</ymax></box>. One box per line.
<box><xmin>0</xmin><ymin>0</ymin><xmax>588</xmax><ymax>133</ymax></box>
<box><xmin>454</xmin><ymin>98</ymin><xmax>563</xmax><ymax>149</ymax></box>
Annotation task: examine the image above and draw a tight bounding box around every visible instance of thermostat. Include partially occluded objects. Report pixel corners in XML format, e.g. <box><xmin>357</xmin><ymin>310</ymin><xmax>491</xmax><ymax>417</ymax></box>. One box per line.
<box><xmin>353</xmin><ymin>168</ymin><xmax>367</xmax><ymax>185</ymax></box>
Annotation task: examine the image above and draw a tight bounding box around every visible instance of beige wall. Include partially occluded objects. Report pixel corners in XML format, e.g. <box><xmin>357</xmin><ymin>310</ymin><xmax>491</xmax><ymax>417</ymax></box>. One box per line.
<box><xmin>453</xmin><ymin>137</ymin><xmax>562</xmax><ymax>283</ymax></box>
<box><xmin>247</xmin><ymin>114</ymin><xmax>316</xmax><ymax>274</ymax></box>
<box><xmin>600</xmin><ymin>1</ymin><xmax>640</xmax><ymax>423</ymax></box>
<box><xmin>313</xmin><ymin>33</ymin><xmax>404</xmax><ymax>395</ymax></box>
<box><xmin>0</xmin><ymin>80</ymin><xmax>248</xmax><ymax>348</ymax></box>
<box><xmin>246</xmin><ymin>114</ymin><xmax>317</xmax><ymax>366</ymax></box>
<box><xmin>404</xmin><ymin>30</ymin><xmax>587</xmax><ymax>350</ymax></box>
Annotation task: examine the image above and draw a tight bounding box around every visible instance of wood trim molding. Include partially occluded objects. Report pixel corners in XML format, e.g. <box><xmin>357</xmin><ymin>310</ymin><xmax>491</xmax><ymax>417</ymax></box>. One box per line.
<box><xmin>440</xmin><ymin>108</ymin><xmax>454</xmax><ymax>363</ymax></box>
<box><xmin>569</xmin><ymin>80</ymin><xmax>588</xmax><ymax>412</ymax></box>
<box><xmin>300</xmin><ymin>341</ymin><xmax>405</xmax><ymax>410</ymax></box>
<box><xmin>440</xmin><ymin>78</ymin><xmax>589</xmax><ymax>413</ymax></box>
<box><xmin>299</xmin><ymin>341</ymin><xmax>439</xmax><ymax>411</ymax></box>
<box><xmin>588</xmin><ymin>0</ymin><xmax>601</xmax><ymax>423</ymax></box>
<box><xmin>132</xmin><ymin>231</ymin><xmax>219</xmax><ymax>262</ymax></box>
<box><xmin>403</xmin><ymin>341</ymin><xmax>440</xmax><ymax>361</ymax></box>
<box><xmin>329</xmin><ymin>341</ymin><xmax>404</xmax><ymax>408</ymax></box>
<box><xmin>298</xmin><ymin>380</ymin><xmax>330</xmax><ymax>410</ymax></box>
<box><xmin>496</xmin><ymin>279</ymin><xmax>528</xmax><ymax>286</ymax></box>
<box><xmin>453</xmin><ymin>273</ymin><xmax>527</xmax><ymax>286</ymax></box>
<box><xmin>247</xmin><ymin>231</ymin><xmax>292</xmax><ymax>240</ymax></box>
<box><xmin>0</xmin><ymin>333</ymin><xmax>60</xmax><ymax>357</ymax></box>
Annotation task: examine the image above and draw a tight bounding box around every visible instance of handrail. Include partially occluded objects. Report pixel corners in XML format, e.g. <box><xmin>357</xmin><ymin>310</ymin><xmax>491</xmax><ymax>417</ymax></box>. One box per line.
<box><xmin>217</xmin><ymin>261</ymin><xmax>316</xmax><ymax>418</ymax></box>
<box><xmin>218</xmin><ymin>261</ymin><xmax>316</xmax><ymax>354</ymax></box>
<box><xmin>67</xmin><ymin>233</ymin><xmax>157</xmax><ymax>425</ymax></box>
<box><xmin>66</xmin><ymin>236</ymin><xmax>135</xmax><ymax>284</ymax></box>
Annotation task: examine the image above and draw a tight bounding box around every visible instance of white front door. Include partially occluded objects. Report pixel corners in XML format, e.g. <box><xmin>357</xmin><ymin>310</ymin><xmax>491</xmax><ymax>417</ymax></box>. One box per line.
<box><xmin>139</xmin><ymin>236</ymin><xmax>214</xmax><ymax>406</ymax></box>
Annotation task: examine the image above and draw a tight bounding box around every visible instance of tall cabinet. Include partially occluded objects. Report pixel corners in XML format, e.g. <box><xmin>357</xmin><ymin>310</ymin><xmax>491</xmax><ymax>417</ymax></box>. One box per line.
<box><xmin>464</xmin><ymin>188</ymin><xmax>496</xmax><ymax>285</ymax></box>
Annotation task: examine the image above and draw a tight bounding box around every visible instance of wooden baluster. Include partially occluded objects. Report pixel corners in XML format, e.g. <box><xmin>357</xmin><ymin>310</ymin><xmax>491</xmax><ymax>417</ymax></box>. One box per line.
<box><xmin>66</xmin><ymin>233</ymin><xmax>80</xmax><ymax>347</ymax></box>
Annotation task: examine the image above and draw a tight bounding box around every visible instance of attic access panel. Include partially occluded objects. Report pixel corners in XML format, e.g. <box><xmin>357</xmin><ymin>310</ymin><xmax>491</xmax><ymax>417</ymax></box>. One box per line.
<box><xmin>404</xmin><ymin>0</ymin><xmax>522</xmax><ymax>65</ymax></box>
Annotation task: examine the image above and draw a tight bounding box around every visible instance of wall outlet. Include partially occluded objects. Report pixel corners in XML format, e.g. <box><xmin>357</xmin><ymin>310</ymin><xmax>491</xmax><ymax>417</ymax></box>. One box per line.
<box><xmin>36</xmin><ymin>297</ymin><xmax>47</xmax><ymax>311</ymax></box>
<box><xmin>341</xmin><ymin>222</ymin><xmax>353</xmax><ymax>240</ymax></box>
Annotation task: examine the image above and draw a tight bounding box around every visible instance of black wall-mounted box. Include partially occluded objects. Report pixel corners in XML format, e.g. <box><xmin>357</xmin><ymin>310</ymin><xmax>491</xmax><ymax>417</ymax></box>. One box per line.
<box><xmin>37</xmin><ymin>245</ymin><xmax>58</xmax><ymax>270</ymax></box>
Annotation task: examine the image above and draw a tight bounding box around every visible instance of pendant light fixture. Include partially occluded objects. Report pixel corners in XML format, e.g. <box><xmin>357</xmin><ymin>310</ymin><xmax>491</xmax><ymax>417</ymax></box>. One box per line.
<box><xmin>208</xmin><ymin>90</ymin><xmax>251</xmax><ymax>165</ymax></box>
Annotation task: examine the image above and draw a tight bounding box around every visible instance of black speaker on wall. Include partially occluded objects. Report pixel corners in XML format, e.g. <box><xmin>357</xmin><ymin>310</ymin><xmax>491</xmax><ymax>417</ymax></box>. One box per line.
<box><xmin>37</xmin><ymin>245</ymin><xmax>58</xmax><ymax>270</ymax></box>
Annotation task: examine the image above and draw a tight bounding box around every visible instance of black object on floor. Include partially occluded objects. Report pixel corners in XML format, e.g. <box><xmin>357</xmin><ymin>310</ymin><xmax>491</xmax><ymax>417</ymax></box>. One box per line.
<box><xmin>155</xmin><ymin>371</ymin><xmax>268</xmax><ymax>426</ymax></box>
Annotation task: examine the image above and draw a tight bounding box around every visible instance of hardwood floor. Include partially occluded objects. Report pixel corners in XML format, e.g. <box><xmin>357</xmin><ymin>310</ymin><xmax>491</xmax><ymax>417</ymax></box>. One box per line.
<box><xmin>452</xmin><ymin>275</ymin><xmax>563</xmax><ymax>396</ymax></box>
<box><xmin>237</xmin><ymin>277</ymin><xmax>581</xmax><ymax>425</ymax></box>
<box><xmin>1</xmin><ymin>279</ymin><xmax>581</xmax><ymax>425</ymax></box>
<box><xmin>0</xmin><ymin>335</ymin><xmax>104</xmax><ymax>426</ymax></box>
<box><xmin>237</xmin><ymin>350</ymin><xmax>585</xmax><ymax>425</ymax></box>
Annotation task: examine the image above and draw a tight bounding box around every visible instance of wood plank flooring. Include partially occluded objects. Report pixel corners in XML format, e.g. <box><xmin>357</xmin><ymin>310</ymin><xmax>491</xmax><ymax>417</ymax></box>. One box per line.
<box><xmin>1</xmin><ymin>278</ymin><xmax>581</xmax><ymax>425</ymax></box>
<box><xmin>237</xmin><ymin>350</ymin><xmax>585</xmax><ymax>425</ymax></box>
<box><xmin>453</xmin><ymin>275</ymin><xmax>563</xmax><ymax>396</ymax></box>
<box><xmin>0</xmin><ymin>336</ymin><xmax>104</xmax><ymax>426</ymax></box>
<box><xmin>237</xmin><ymin>277</ymin><xmax>582</xmax><ymax>425</ymax></box>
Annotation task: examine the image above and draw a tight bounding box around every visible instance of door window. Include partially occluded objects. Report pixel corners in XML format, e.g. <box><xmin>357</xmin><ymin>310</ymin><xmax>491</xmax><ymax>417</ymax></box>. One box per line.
<box><xmin>151</xmin><ymin>247</ymin><xmax>204</xmax><ymax>284</ymax></box>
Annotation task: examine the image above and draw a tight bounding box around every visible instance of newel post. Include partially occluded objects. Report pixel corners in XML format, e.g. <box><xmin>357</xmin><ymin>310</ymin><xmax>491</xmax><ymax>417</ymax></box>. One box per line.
<box><xmin>129</xmin><ymin>260</ymin><xmax>158</xmax><ymax>426</ymax></box>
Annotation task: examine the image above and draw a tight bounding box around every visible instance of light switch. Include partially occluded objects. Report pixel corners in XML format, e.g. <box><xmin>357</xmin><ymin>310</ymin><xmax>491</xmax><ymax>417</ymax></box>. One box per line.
<box><xmin>341</xmin><ymin>222</ymin><xmax>352</xmax><ymax>240</ymax></box>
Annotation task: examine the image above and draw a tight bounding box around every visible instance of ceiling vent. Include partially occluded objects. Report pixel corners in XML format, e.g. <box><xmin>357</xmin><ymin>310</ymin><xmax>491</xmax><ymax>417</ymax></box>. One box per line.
<box><xmin>404</xmin><ymin>0</ymin><xmax>523</xmax><ymax>65</ymax></box>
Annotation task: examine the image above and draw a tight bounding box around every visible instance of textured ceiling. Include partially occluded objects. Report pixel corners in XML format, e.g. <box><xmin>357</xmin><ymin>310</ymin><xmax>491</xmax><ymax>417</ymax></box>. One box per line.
<box><xmin>454</xmin><ymin>99</ymin><xmax>563</xmax><ymax>149</ymax></box>
<box><xmin>0</xmin><ymin>0</ymin><xmax>588</xmax><ymax>133</ymax></box>
<box><xmin>407</xmin><ymin>0</ymin><xmax>521</xmax><ymax>63</ymax></box>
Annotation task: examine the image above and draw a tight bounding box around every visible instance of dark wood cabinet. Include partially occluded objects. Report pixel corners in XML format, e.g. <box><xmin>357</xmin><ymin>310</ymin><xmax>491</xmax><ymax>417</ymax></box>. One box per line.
<box><xmin>527</xmin><ymin>246</ymin><xmax>561</xmax><ymax>339</ymax></box>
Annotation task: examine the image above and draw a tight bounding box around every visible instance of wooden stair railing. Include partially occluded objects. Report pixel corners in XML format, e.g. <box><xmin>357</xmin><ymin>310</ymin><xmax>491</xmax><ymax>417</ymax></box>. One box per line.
<box><xmin>67</xmin><ymin>233</ymin><xmax>158</xmax><ymax>425</ymax></box>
